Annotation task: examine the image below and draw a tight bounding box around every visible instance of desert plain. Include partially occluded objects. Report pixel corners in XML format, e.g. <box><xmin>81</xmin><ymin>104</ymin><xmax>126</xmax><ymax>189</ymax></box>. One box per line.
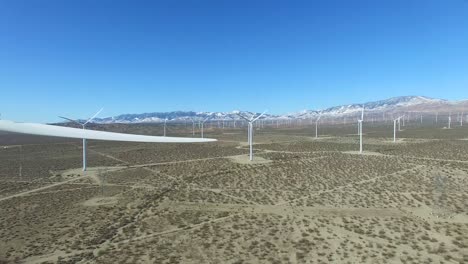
<box><xmin>1</xmin><ymin>121</ymin><xmax>468</xmax><ymax>263</ymax></box>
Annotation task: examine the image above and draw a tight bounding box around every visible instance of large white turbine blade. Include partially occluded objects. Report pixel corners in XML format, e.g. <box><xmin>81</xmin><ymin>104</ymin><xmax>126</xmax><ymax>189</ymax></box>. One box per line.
<box><xmin>361</xmin><ymin>107</ymin><xmax>364</xmax><ymax>121</ymax></box>
<box><xmin>84</xmin><ymin>108</ymin><xmax>104</xmax><ymax>125</ymax></box>
<box><xmin>58</xmin><ymin>116</ymin><xmax>83</xmax><ymax>126</ymax></box>
<box><xmin>0</xmin><ymin>120</ymin><xmax>217</xmax><ymax>143</ymax></box>
<box><xmin>252</xmin><ymin>110</ymin><xmax>268</xmax><ymax>123</ymax></box>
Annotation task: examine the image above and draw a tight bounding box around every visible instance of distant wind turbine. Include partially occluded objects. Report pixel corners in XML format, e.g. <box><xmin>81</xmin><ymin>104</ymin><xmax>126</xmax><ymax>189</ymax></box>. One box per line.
<box><xmin>448</xmin><ymin>112</ymin><xmax>452</xmax><ymax>129</ymax></box>
<box><xmin>460</xmin><ymin>112</ymin><xmax>464</xmax><ymax>126</ymax></box>
<box><xmin>393</xmin><ymin>116</ymin><xmax>403</xmax><ymax>143</ymax></box>
<box><xmin>315</xmin><ymin>115</ymin><xmax>321</xmax><ymax>139</ymax></box>
<box><xmin>235</xmin><ymin>110</ymin><xmax>267</xmax><ymax>161</ymax></box>
<box><xmin>398</xmin><ymin>115</ymin><xmax>404</xmax><ymax>131</ymax></box>
<box><xmin>358</xmin><ymin>107</ymin><xmax>364</xmax><ymax>154</ymax></box>
<box><xmin>200</xmin><ymin>116</ymin><xmax>211</xmax><ymax>138</ymax></box>
<box><xmin>59</xmin><ymin>108</ymin><xmax>104</xmax><ymax>171</ymax></box>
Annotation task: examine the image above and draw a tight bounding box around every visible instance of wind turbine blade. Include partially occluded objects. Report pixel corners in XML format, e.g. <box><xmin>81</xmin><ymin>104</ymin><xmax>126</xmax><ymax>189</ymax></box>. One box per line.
<box><xmin>236</xmin><ymin>113</ymin><xmax>252</xmax><ymax>122</ymax></box>
<box><xmin>0</xmin><ymin>120</ymin><xmax>217</xmax><ymax>143</ymax></box>
<box><xmin>252</xmin><ymin>110</ymin><xmax>268</xmax><ymax>122</ymax></box>
<box><xmin>58</xmin><ymin>116</ymin><xmax>82</xmax><ymax>126</ymax></box>
<box><xmin>361</xmin><ymin>107</ymin><xmax>364</xmax><ymax>121</ymax></box>
<box><xmin>84</xmin><ymin>108</ymin><xmax>104</xmax><ymax>125</ymax></box>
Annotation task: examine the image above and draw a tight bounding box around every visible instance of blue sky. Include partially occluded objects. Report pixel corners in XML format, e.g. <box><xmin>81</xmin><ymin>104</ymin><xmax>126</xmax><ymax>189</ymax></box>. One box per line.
<box><xmin>1</xmin><ymin>0</ymin><xmax>467</xmax><ymax>122</ymax></box>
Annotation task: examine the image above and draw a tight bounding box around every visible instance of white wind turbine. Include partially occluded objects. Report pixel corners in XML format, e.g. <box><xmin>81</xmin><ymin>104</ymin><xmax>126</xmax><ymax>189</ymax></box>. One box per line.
<box><xmin>397</xmin><ymin>115</ymin><xmax>404</xmax><ymax>131</ymax></box>
<box><xmin>448</xmin><ymin>112</ymin><xmax>452</xmax><ymax>129</ymax></box>
<box><xmin>315</xmin><ymin>114</ymin><xmax>321</xmax><ymax>139</ymax></box>
<box><xmin>59</xmin><ymin>108</ymin><xmax>103</xmax><ymax>171</ymax></box>
<box><xmin>461</xmin><ymin>112</ymin><xmax>464</xmax><ymax>127</ymax></box>
<box><xmin>200</xmin><ymin>116</ymin><xmax>211</xmax><ymax>138</ymax></box>
<box><xmin>163</xmin><ymin>118</ymin><xmax>168</xmax><ymax>137</ymax></box>
<box><xmin>235</xmin><ymin>110</ymin><xmax>267</xmax><ymax>161</ymax></box>
<box><xmin>357</xmin><ymin>107</ymin><xmax>364</xmax><ymax>154</ymax></box>
<box><xmin>190</xmin><ymin>118</ymin><xmax>196</xmax><ymax>136</ymax></box>
<box><xmin>393</xmin><ymin>116</ymin><xmax>403</xmax><ymax>143</ymax></box>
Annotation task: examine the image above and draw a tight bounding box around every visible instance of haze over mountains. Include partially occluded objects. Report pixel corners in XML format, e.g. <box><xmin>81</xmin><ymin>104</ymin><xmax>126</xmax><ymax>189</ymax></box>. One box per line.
<box><xmin>92</xmin><ymin>96</ymin><xmax>468</xmax><ymax>124</ymax></box>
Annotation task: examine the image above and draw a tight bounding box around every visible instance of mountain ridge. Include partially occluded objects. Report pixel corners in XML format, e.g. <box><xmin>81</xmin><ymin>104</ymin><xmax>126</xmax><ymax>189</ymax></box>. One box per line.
<box><xmin>91</xmin><ymin>96</ymin><xmax>468</xmax><ymax>124</ymax></box>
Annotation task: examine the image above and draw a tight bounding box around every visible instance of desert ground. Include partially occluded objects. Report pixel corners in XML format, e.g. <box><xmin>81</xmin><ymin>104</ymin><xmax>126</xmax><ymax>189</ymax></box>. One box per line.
<box><xmin>1</xmin><ymin>120</ymin><xmax>468</xmax><ymax>263</ymax></box>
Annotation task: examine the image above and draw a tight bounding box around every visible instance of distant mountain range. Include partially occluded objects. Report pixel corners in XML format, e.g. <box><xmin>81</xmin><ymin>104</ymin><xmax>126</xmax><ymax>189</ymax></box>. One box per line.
<box><xmin>91</xmin><ymin>96</ymin><xmax>468</xmax><ymax>124</ymax></box>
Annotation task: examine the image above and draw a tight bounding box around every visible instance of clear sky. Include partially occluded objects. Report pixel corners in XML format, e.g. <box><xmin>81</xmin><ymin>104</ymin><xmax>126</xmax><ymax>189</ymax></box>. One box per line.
<box><xmin>1</xmin><ymin>0</ymin><xmax>467</xmax><ymax>122</ymax></box>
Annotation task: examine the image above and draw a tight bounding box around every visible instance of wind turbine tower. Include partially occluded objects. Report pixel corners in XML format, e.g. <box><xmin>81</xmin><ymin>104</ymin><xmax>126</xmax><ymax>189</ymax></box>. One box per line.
<box><xmin>235</xmin><ymin>110</ymin><xmax>267</xmax><ymax>161</ymax></box>
<box><xmin>448</xmin><ymin>113</ymin><xmax>452</xmax><ymax>129</ymax></box>
<box><xmin>200</xmin><ymin>117</ymin><xmax>210</xmax><ymax>138</ymax></box>
<box><xmin>398</xmin><ymin>115</ymin><xmax>404</xmax><ymax>131</ymax></box>
<box><xmin>59</xmin><ymin>108</ymin><xmax>104</xmax><ymax>171</ymax></box>
<box><xmin>393</xmin><ymin>116</ymin><xmax>403</xmax><ymax>143</ymax></box>
<box><xmin>358</xmin><ymin>107</ymin><xmax>364</xmax><ymax>154</ymax></box>
<box><xmin>315</xmin><ymin>115</ymin><xmax>321</xmax><ymax>139</ymax></box>
<box><xmin>189</xmin><ymin>118</ymin><xmax>197</xmax><ymax>136</ymax></box>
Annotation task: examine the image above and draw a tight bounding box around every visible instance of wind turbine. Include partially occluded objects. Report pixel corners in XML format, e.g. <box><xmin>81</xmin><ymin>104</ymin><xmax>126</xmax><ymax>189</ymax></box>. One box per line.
<box><xmin>163</xmin><ymin>118</ymin><xmax>168</xmax><ymax>137</ymax></box>
<box><xmin>397</xmin><ymin>115</ymin><xmax>404</xmax><ymax>131</ymax></box>
<box><xmin>358</xmin><ymin>107</ymin><xmax>364</xmax><ymax>154</ymax></box>
<box><xmin>460</xmin><ymin>112</ymin><xmax>464</xmax><ymax>126</ymax></box>
<box><xmin>200</xmin><ymin>116</ymin><xmax>210</xmax><ymax>138</ymax></box>
<box><xmin>448</xmin><ymin>112</ymin><xmax>452</xmax><ymax>129</ymax></box>
<box><xmin>235</xmin><ymin>110</ymin><xmax>267</xmax><ymax>161</ymax></box>
<box><xmin>315</xmin><ymin>115</ymin><xmax>321</xmax><ymax>139</ymax></box>
<box><xmin>59</xmin><ymin>108</ymin><xmax>103</xmax><ymax>171</ymax></box>
<box><xmin>190</xmin><ymin>118</ymin><xmax>196</xmax><ymax>136</ymax></box>
<box><xmin>393</xmin><ymin>116</ymin><xmax>403</xmax><ymax>143</ymax></box>
<box><xmin>19</xmin><ymin>145</ymin><xmax>23</xmax><ymax>178</ymax></box>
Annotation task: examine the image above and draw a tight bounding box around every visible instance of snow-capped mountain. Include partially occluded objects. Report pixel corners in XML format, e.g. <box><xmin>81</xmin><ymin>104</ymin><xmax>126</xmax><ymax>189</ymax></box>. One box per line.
<box><xmin>291</xmin><ymin>96</ymin><xmax>451</xmax><ymax>119</ymax></box>
<box><xmin>90</xmin><ymin>96</ymin><xmax>468</xmax><ymax>124</ymax></box>
<box><xmin>93</xmin><ymin>111</ymin><xmax>270</xmax><ymax>124</ymax></box>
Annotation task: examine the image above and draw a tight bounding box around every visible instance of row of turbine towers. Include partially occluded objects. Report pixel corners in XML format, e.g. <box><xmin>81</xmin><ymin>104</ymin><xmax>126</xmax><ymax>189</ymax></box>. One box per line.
<box><xmin>155</xmin><ymin>109</ymin><xmax>467</xmax><ymax>158</ymax></box>
<box><xmin>157</xmin><ymin>110</ymin><xmax>467</xmax><ymax>132</ymax></box>
<box><xmin>174</xmin><ymin>111</ymin><xmax>467</xmax><ymax>129</ymax></box>
<box><xmin>56</xmin><ymin>108</ymin><xmax>466</xmax><ymax>170</ymax></box>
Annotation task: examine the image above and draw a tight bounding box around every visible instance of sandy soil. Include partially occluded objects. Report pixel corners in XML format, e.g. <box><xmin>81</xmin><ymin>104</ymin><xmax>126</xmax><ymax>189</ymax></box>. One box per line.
<box><xmin>228</xmin><ymin>154</ymin><xmax>273</xmax><ymax>164</ymax></box>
